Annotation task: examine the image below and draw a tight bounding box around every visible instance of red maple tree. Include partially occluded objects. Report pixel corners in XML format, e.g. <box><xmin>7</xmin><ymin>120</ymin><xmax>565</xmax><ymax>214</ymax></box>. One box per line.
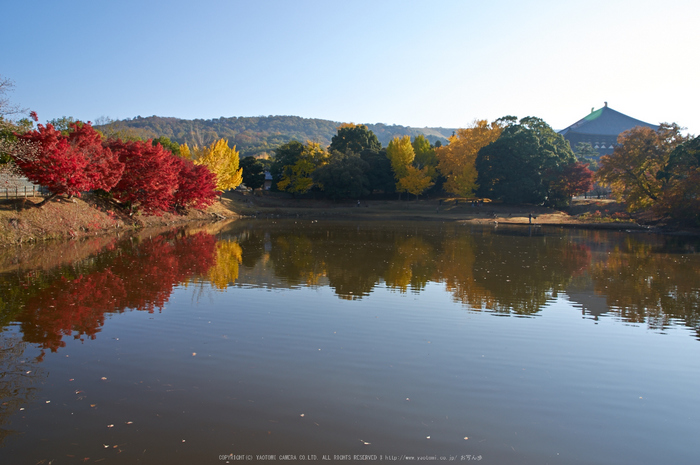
<box><xmin>107</xmin><ymin>139</ymin><xmax>179</xmax><ymax>215</ymax></box>
<box><xmin>547</xmin><ymin>162</ymin><xmax>594</xmax><ymax>205</ymax></box>
<box><xmin>15</xmin><ymin>122</ymin><xmax>123</xmax><ymax>205</ymax></box>
<box><xmin>172</xmin><ymin>156</ymin><xmax>219</xmax><ymax>210</ymax></box>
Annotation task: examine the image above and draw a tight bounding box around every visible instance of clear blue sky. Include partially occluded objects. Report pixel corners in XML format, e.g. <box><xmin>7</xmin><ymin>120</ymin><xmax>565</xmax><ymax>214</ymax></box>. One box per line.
<box><xmin>3</xmin><ymin>0</ymin><xmax>699</xmax><ymax>133</ymax></box>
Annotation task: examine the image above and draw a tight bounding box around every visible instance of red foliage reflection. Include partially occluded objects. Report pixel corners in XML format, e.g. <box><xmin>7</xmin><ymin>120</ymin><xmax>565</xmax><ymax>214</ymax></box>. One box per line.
<box><xmin>17</xmin><ymin>231</ymin><xmax>217</xmax><ymax>352</ymax></box>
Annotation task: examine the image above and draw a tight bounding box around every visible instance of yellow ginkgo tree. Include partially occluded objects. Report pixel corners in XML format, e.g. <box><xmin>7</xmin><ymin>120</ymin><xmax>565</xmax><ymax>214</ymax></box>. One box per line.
<box><xmin>181</xmin><ymin>139</ymin><xmax>243</xmax><ymax>193</ymax></box>
<box><xmin>397</xmin><ymin>165</ymin><xmax>434</xmax><ymax>200</ymax></box>
<box><xmin>386</xmin><ymin>136</ymin><xmax>433</xmax><ymax>200</ymax></box>
<box><xmin>436</xmin><ymin>120</ymin><xmax>502</xmax><ymax>198</ymax></box>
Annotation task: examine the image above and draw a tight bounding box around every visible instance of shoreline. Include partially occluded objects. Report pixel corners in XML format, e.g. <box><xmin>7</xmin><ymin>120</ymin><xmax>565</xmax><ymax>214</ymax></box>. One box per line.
<box><xmin>0</xmin><ymin>193</ymin><xmax>695</xmax><ymax>247</ymax></box>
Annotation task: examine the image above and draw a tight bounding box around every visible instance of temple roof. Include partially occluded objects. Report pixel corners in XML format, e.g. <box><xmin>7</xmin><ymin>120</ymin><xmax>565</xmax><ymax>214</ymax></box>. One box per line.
<box><xmin>559</xmin><ymin>103</ymin><xmax>658</xmax><ymax>137</ymax></box>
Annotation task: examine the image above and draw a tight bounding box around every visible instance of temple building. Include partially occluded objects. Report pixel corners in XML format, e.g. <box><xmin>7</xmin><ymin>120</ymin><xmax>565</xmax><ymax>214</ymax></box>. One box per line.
<box><xmin>558</xmin><ymin>102</ymin><xmax>658</xmax><ymax>158</ymax></box>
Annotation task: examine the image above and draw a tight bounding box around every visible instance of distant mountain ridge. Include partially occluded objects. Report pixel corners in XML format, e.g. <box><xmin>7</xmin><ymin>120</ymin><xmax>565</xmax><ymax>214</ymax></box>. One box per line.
<box><xmin>95</xmin><ymin>115</ymin><xmax>454</xmax><ymax>158</ymax></box>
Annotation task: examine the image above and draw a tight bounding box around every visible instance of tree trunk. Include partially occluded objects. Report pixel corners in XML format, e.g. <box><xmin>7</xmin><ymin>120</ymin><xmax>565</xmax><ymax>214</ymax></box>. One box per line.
<box><xmin>36</xmin><ymin>192</ymin><xmax>59</xmax><ymax>207</ymax></box>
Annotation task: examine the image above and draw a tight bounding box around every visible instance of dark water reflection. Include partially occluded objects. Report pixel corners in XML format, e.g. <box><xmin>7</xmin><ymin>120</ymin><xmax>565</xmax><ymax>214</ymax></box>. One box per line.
<box><xmin>1</xmin><ymin>220</ymin><xmax>699</xmax><ymax>464</ymax></box>
<box><xmin>228</xmin><ymin>221</ymin><xmax>699</xmax><ymax>330</ymax></box>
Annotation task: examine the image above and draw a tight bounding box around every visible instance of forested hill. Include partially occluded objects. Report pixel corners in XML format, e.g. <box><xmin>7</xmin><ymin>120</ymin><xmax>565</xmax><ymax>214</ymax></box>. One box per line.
<box><xmin>95</xmin><ymin>115</ymin><xmax>454</xmax><ymax>158</ymax></box>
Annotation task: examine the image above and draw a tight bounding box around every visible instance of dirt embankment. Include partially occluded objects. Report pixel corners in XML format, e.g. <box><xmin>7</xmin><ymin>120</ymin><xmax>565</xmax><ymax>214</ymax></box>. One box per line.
<box><xmin>0</xmin><ymin>195</ymin><xmax>240</xmax><ymax>247</ymax></box>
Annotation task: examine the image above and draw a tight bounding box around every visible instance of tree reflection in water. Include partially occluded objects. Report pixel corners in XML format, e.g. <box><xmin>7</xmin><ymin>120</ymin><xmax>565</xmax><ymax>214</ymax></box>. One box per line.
<box><xmin>0</xmin><ymin>331</ymin><xmax>44</xmax><ymax>444</ymax></box>
<box><xmin>229</xmin><ymin>222</ymin><xmax>594</xmax><ymax>314</ymax></box>
<box><xmin>5</xmin><ymin>230</ymin><xmax>217</xmax><ymax>353</ymax></box>
<box><xmin>1</xmin><ymin>220</ymin><xmax>699</xmax><ymax>358</ymax></box>
<box><xmin>590</xmin><ymin>237</ymin><xmax>700</xmax><ymax>337</ymax></box>
<box><xmin>224</xmin><ymin>221</ymin><xmax>698</xmax><ymax>330</ymax></box>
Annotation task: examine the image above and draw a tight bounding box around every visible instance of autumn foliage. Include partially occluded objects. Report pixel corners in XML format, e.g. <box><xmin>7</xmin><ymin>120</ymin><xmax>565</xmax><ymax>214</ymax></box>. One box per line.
<box><xmin>105</xmin><ymin>139</ymin><xmax>180</xmax><ymax>214</ymax></box>
<box><xmin>172</xmin><ymin>156</ymin><xmax>219</xmax><ymax>210</ymax></box>
<box><xmin>436</xmin><ymin>120</ymin><xmax>502</xmax><ymax>197</ymax></box>
<box><xmin>12</xmin><ymin>119</ymin><xmax>220</xmax><ymax>214</ymax></box>
<box><xmin>547</xmin><ymin>162</ymin><xmax>595</xmax><ymax>205</ymax></box>
<box><xmin>15</xmin><ymin>122</ymin><xmax>123</xmax><ymax>205</ymax></box>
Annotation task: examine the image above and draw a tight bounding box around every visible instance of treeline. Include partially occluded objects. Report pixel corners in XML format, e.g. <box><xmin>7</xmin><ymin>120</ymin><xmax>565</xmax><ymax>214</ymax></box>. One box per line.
<box><xmin>263</xmin><ymin>117</ymin><xmax>699</xmax><ymax>227</ymax></box>
<box><xmin>263</xmin><ymin>118</ymin><xmax>595</xmax><ymax>207</ymax></box>
<box><xmin>93</xmin><ymin>115</ymin><xmax>453</xmax><ymax>158</ymax></box>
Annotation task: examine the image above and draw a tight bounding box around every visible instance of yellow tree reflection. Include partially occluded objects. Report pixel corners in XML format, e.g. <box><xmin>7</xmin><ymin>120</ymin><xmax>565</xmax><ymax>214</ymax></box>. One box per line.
<box><xmin>385</xmin><ymin>237</ymin><xmax>434</xmax><ymax>293</ymax></box>
<box><xmin>207</xmin><ymin>240</ymin><xmax>244</xmax><ymax>290</ymax></box>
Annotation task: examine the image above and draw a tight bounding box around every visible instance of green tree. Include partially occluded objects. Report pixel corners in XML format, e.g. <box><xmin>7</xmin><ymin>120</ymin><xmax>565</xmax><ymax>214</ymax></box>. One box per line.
<box><xmin>276</xmin><ymin>141</ymin><xmax>327</xmax><ymax>195</ymax></box>
<box><xmin>655</xmin><ymin>135</ymin><xmax>700</xmax><ymax>225</ymax></box>
<box><xmin>360</xmin><ymin>148</ymin><xmax>395</xmax><ymax>194</ymax></box>
<box><xmin>313</xmin><ymin>150</ymin><xmax>370</xmax><ymax>200</ymax></box>
<box><xmin>153</xmin><ymin>136</ymin><xmax>181</xmax><ymax>156</ymax></box>
<box><xmin>329</xmin><ymin>123</ymin><xmax>381</xmax><ymax>154</ymax></box>
<box><xmin>270</xmin><ymin>140</ymin><xmax>304</xmax><ymax>189</ymax></box>
<box><xmin>476</xmin><ymin>116</ymin><xmax>575</xmax><ymax>204</ymax></box>
<box><xmin>240</xmin><ymin>156</ymin><xmax>266</xmax><ymax>191</ymax></box>
<box><xmin>46</xmin><ymin>116</ymin><xmax>77</xmax><ymax>133</ymax></box>
<box><xmin>574</xmin><ymin>142</ymin><xmax>599</xmax><ymax>169</ymax></box>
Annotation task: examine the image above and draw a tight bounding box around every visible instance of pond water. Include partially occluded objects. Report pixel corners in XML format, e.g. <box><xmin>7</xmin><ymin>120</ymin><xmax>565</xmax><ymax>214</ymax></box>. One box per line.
<box><xmin>1</xmin><ymin>220</ymin><xmax>699</xmax><ymax>464</ymax></box>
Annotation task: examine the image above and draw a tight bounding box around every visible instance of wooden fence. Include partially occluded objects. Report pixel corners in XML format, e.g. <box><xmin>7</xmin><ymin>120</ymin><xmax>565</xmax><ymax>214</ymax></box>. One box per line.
<box><xmin>0</xmin><ymin>184</ymin><xmax>50</xmax><ymax>199</ymax></box>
